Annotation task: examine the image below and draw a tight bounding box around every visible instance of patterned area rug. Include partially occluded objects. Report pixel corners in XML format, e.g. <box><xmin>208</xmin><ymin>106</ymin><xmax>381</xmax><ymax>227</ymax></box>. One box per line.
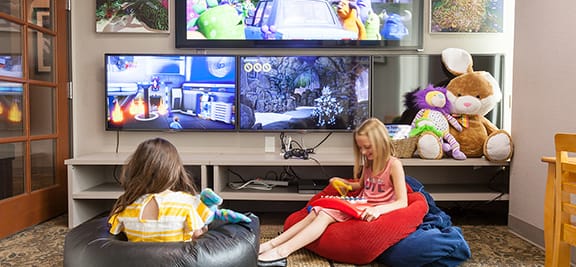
<box><xmin>0</xmin><ymin>215</ymin><xmax>68</xmax><ymax>267</ymax></box>
<box><xmin>0</xmin><ymin>214</ymin><xmax>545</xmax><ymax>267</ymax></box>
<box><xmin>259</xmin><ymin>224</ymin><xmax>545</xmax><ymax>267</ymax></box>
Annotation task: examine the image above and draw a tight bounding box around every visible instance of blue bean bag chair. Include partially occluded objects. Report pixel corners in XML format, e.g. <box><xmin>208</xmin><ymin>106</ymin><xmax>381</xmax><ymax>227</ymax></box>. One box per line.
<box><xmin>376</xmin><ymin>176</ymin><xmax>471</xmax><ymax>267</ymax></box>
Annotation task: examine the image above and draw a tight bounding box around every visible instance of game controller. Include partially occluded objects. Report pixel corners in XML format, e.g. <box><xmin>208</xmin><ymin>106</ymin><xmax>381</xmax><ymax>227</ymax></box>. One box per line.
<box><xmin>283</xmin><ymin>148</ymin><xmax>309</xmax><ymax>159</ymax></box>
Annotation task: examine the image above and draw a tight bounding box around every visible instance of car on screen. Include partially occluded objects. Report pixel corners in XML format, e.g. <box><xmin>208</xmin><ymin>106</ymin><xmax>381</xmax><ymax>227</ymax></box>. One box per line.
<box><xmin>244</xmin><ymin>0</ymin><xmax>357</xmax><ymax>40</ymax></box>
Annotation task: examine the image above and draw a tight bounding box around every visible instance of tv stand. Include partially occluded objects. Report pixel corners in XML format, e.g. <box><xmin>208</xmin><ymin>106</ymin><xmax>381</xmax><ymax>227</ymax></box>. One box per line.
<box><xmin>65</xmin><ymin>152</ymin><xmax>509</xmax><ymax>227</ymax></box>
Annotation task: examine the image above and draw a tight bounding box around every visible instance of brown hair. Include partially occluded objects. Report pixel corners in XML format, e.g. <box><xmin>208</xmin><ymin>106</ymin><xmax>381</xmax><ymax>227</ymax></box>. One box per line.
<box><xmin>109</xmin><ymin>138</ymin><xmax>197</xmax><ymax>217</ymax></box>
<box><xmin>352</xmin><ymin>118</ymin><xmax>393</xmax><ymax>179</ymax></box>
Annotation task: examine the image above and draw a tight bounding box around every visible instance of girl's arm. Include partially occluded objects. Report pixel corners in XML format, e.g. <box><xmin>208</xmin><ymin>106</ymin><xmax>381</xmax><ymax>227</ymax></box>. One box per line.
<box><xmin>192</xmin><ymin>225</ymin><xmax>208</xmax><ymax>239</ymax></box>
<box><xmin>361</xmin><ymin>160</ymin><xmax>408</xmax><ymax>221</ymax></box>
<box><xmin>329</xmin><ymin>176</ymin><xmax>364</xmax><ymax>191</ymax></box>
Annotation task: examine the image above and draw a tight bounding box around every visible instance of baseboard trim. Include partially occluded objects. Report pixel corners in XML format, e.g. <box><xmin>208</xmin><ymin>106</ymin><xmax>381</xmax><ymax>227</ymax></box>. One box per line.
<box><xmin>511</xmin><ymin>214</ymin><xmax>576</xmax><ymax>265</ymax></box>
<box><xmin>507</xmin><ymin>214</ymin><xmax>544</xmax><ymax>250</ymax></box>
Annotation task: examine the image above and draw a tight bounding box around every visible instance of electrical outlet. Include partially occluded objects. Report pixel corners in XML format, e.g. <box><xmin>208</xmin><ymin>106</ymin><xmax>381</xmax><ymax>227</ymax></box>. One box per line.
<box><xmin>265</xmin><ymin>136</ymin><xmax>275</xmax><ymax>153</ymax></box>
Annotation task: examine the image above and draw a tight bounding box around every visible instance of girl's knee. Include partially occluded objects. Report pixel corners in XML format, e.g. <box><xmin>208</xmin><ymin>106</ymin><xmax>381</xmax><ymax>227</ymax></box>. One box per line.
<box><xmin>315</xmin><ymin>211</ymin><xmax>336</xmax><ymax>223</ymax></box>
<box><xmin>305</xmin><ymin>211</ymin><xmax>317</xmax><ymax>220</ymax></box>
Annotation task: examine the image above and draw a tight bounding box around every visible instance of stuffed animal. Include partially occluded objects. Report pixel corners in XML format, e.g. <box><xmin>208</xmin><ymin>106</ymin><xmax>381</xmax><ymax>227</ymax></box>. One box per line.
<box><xmin>197</xmin><ymin>188</ymin><xmax>252</xmax><ymax>225</ymax></box>
<box><xmin>408</xmin><ymin>85</ymin><xmax>466</xmax><ymax>160</ymax></box>
<box><xmin>441</xmin><ymin>48</ymin><xmax>513</xmax><ymax>162</ymax></box>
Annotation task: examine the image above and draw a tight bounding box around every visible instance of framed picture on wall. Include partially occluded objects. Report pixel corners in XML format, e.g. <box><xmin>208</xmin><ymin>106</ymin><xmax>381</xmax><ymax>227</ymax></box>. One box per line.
<box><xmin>430</xmin><ymin>0</ymin><xmax>503</xmax><ymax>33</ymax></box>
<box><xmin>95</xmin><ymin>0</ymin><xmax>169</xmax><ymax>33</ymax></box>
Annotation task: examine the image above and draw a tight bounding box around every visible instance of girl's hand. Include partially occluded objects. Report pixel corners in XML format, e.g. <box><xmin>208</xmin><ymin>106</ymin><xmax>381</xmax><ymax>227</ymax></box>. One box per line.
<box><xmin>192</xmin><ymin>226</ymin><xmax>208</xmax><ymax>239</ymax></box>
<box><xmin>359</xmin><ymin>206</ymin><xmax>381</xmax><ymax>222</ymax></box>
<box><xmin>329</xmin><ymin>177</ymin><xmax>343</xmax><ymax>184</ymax></box>
<box><xmin>330</xmin><ymin>178</ymin><xmax>352</xmax><ymax>196</ymax></box>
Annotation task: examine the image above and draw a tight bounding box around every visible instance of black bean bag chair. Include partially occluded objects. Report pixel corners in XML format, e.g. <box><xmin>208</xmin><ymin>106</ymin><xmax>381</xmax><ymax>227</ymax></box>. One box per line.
<box><xmin>64</xmin><ymin>213</ymin><xmax>260</xmax><ymax>267</ymax></box>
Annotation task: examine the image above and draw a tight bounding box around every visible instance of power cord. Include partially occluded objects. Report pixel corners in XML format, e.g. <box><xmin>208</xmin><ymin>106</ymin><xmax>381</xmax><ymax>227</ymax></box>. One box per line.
<box><xmin>280</xmin><ymin>132</ymin><xmax>333</xmax><ymax>159</ymax></box>
<box><xmin>228</xmin><ymin>180</ymin><xmax>276</xmax><ymax>191</ymax></box>
<box><xmin>227</xmin><ymin>168</ymin><xmax>248</xmax><ymax>183</ymax></box>
<box><xmin>227</xmin><ymin>169</ymin><xmax>288</xmax><ymax>190</ymax></box>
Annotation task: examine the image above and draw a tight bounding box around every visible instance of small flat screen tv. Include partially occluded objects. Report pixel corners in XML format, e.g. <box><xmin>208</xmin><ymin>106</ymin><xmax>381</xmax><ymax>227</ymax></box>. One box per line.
<box><xmin>105</xmin><ymin>54</ymin><xmax>237</xmax><ymax>131</ymax></box>
<box><xmin>175</xmin><ymin>0</ymin><xmax>422</xmax><ymax>49</ymax></box>
<box><xmin>238</xmin><ymin>55</ymin><xmax>370</xmax><ymax>131</ymax></box>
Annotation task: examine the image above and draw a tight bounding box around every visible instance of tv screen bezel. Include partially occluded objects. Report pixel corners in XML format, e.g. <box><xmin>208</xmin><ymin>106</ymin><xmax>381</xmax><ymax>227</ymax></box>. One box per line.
<box><xmin>174</xmin><ymin>0</ymin><xmax>424</xmax><ymax>50</ymax></box>
<box><xmin>104</xmin><ymin>53</ymin><xmax>239</xmax><ymax>132</ymax></box>
<box><xmin>237</xmin><ymin>55</ymin><xmax>372</xmax><ymax>133</ymax></box>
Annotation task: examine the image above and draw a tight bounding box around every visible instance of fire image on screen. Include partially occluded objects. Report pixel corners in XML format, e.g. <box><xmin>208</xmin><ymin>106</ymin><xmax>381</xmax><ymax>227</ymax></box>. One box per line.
<box><xmin>238</xmin><ymin>56</ymin><xmax>370</xmax><ymax>131</ymax></box>
<box><xmin>105</xmin><ymin>55</ymin><xmax>236</xmax><ymax>131</ymax></box>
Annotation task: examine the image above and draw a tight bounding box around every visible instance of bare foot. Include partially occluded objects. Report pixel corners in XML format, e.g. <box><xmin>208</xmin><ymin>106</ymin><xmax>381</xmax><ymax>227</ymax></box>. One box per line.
<box><xmin>259</xmin><ymin>241</ymin><xmax>274</xmax><ymax>254</ymax></box>
<box><xmin>258</xmin><ymin>248</ymin><xmax>285</xmax><ymax>261</ymax></box>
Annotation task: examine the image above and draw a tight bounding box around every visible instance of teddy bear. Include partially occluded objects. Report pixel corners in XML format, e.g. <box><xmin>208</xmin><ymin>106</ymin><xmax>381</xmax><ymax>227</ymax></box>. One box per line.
<box><xmin>408</xmin><ymin>84</ymin><xmax>467</xmax><ymax>160</ymax></box>
<box><xmin>440</xmin><ymin>47</ymin><xmax>513</xmax><ymax>162</ymax></box>
<box><xmin>197</xmin><ymin>188</ymin><xmax>252</xmax><ymax>225</ymax></box>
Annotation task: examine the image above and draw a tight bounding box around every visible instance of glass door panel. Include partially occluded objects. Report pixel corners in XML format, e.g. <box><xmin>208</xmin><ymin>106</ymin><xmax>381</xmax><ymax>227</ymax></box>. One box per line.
<box><xmin>28</xmin><ymin>0</ymin><xmax>53</xmax><ymax>30</ymax></box>
<box><xmin>31</xmin><ymin>139</ymin><xmax>55</xmax><ymax>191</ymax></box>
<box><xmin>0</xmin><ymin>142</ymin><xmax>25</xmax><ymax>200</ymax></box>
<box><xmin>27</xmin><ymin>27</ymin><xmax>54</xmax><ymax>82</ymax></box>
<box><xmin>0</xmin><ymin>1</ymin><xmax>22</xmax><ymax>18</ymax></box>
<box><xmin>0</xmin><ymin>18</ymin><xmax>23</xmax><ymax>79</ymax></box>
<box><xmin>29</xmin><ymin>85</ymin><xmax>55</xmax><ymax>135</ymax></box>
<box><xmin>0</xmin><ymin>82</ymin><xmax>24</xmax><ymax>137</ymax></box>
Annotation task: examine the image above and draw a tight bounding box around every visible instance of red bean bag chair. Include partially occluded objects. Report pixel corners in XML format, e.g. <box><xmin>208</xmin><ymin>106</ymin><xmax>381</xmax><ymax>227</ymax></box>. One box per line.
<box><xmin>284</xmin><ymin>183</ymin><xmax>428</xmax><ymax>265</ymax></box>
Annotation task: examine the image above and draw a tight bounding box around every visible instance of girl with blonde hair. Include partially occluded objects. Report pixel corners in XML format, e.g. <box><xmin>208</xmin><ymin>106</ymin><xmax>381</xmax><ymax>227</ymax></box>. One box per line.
<box><xmin>258</xmin><ymin>118</ymin><xmax>408</xmax><ymax>267</ymax></box>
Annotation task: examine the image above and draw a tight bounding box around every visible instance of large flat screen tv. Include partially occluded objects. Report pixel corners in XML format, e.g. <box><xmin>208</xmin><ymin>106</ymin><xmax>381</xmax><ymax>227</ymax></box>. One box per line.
<box><xmin>105</xmin><ymin>54</ymin><xmax>237</xmax><ymax>131</ymax></box>
<box><xmin>175</xmin><ymin>0</ymin><xmax>422</xmax><ymax>49</ymax></box>
<box><xmin>238</xmin><ymin>55</ymin><xmax>371</xmax><ymax>131</ymax></box>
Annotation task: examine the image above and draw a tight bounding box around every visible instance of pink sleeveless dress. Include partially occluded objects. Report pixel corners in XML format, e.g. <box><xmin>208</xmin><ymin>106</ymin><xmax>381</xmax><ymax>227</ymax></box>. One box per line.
<box><xmin>311</xmin><ymin>157</ymin><xmax>398</xmax><ymax>222</ymax></box>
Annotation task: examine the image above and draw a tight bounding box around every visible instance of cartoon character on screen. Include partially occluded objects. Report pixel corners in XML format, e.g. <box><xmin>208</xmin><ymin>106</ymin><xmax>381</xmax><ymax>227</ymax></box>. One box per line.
<box><xmin>409</xmin><ymin>85</ymin><xmax>466</xmax><ymax>160</ymax></box>
<box><xmin>151</xmin><ymin>76</ymin><xmax>160</xmax><ymax>91</ymax></box>
<box><xmin>238</xmin><ymin>0</ymin><xmax>255</xmax><ymax>18</ymax></box>
<box><xmin>336</xmin><ymin>0</ymin><xmax>366</xmax><ymax>40</ymax></box>
<box><xmin>197</xmin><ymin>188</ymin><xmax>252</xmax><ymax>224</ymax></box>
<box><xmin>187</xmin><ymin>0</ymin><xmax>246</xmax><ymax>39</ymax></box>
<box><xmin>355</xmin><ymin>0</ymin><xmax>381</xmax><ymax>40</ymax></box>
<box><xmin>379</xmin><ymin>9</ymin><xmax>411</xmax><ymax>40</ymax></box>
<box><xmin>363</xmin><ymin>10</ymin><xmax>382</xmax><ymax>40</ymax></box>
<box><xmin>169</xmin><ymin>116</ymin><xmax>183</xmax><ymax>130</ymax></box>
<box><xmin>199</xmin><ymin>93</ymin><xmax>212</xmax><ymax>119</ymax></box>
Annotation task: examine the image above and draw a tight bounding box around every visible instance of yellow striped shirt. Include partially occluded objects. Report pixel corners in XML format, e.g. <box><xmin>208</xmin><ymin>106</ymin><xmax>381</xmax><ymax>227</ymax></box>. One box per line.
<box><xmin>108</xmin><ymin>190</ymin><xmax>206</xmax><ymax>242</ymax></box>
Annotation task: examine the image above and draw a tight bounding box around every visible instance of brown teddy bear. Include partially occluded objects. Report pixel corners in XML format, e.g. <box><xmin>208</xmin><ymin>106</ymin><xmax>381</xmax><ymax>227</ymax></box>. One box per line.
<box><xmin>441</xmin><ymin>48</ymin><xmax>513</xmax><ymax>162</ymax></box>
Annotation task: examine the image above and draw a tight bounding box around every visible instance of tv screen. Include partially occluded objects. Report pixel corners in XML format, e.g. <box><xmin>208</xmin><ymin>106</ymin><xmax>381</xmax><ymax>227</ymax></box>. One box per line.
<box><xmin>105</xmin><ymin>54</ymin><xmax>237</xmax><ymax>131</ymax></box>
<box><xmin>371</xmin><ymin>54</ymin><xmax>505</xmax><ymax>127</ymax></box>
<box><xmin>175</xmin><ymin>0</ymin><xmax>422</xmax><ymax>49</ymax></box>
<box><xmin>238</xmin><ymin>55</ymin><xmax>370</xmax><ymax>131</ymax></box>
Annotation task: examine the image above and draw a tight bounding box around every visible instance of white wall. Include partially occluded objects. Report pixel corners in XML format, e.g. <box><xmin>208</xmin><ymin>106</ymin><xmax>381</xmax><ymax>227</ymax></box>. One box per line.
<box><xmin>508</xmin><ymin>1</ymin><xmax>576</xmax><ymax>241</ymax></box>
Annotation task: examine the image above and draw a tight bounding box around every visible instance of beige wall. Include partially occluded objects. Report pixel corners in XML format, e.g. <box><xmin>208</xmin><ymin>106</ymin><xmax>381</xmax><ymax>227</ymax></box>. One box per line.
<box><xmin>509</xmin><ymin>1</ymin><xmax>576</xmax><ymax>242</ymax></box>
